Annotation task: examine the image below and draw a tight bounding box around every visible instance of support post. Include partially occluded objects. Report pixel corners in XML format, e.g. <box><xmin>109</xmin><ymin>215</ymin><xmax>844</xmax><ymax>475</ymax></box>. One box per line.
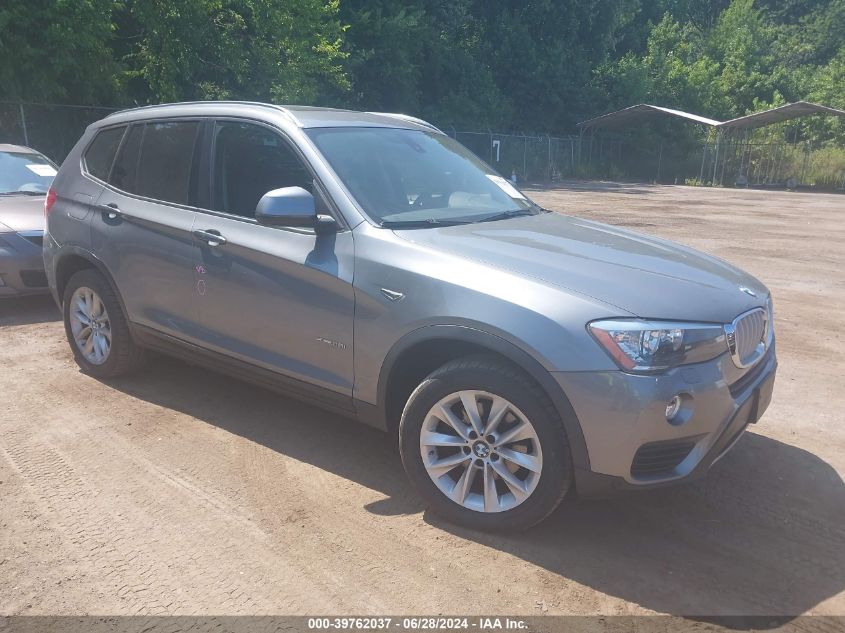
<box><xmin>656</xmin><ymin>141</ymin><xmax>663</xmax><ymax>183</ymax></box>
<box><xmin>719</xmin><ymin>129</ymin><xmax>729</xmax><ymax>186</ymax></box>
<box><xmin>738</xmin><ymin>129</ymin><xmax>749</xmax><ymax>182</ymax></box>
<box><xmin>523</xmin><ymin>136</ymin><xmax>527</xmax><ymax>181</ymax></box>
<box><xmin>711</xmin><ymin>131</ymin><xmax>722</xmax><ymax>185</ymax></box>
<box><xmin>19</xmin><ymin>103</ymin><xmax>29</xmax><ymax>146</ymax></box>
<box><xmin>800</xmin><ymin>142</ymin><xmax>809</xmax><ymax>186</ymax></box>
<box><xmin>577</xmin><ymin>127</ymin><xmax>584</xmax><ymax>170</ymax></box>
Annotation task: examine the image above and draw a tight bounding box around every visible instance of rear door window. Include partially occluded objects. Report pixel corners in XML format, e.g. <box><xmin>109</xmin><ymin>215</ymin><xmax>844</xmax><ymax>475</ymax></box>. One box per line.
<box><xmin>134</xmin><ymin>121</ymin><xmax>200</xmax><ymax>206</ymax></box>
<box><xmin>84</xmin><ymin>126</ymin><xmax>126</xmax><ymax>181</ymax></box>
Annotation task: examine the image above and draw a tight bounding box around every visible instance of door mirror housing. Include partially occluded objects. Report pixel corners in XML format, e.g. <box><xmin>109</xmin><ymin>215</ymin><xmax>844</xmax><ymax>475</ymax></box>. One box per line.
<box><xmin>255</xmin><ymin>186</ymin><xmax>339</xmax><ymax>234</ymax></box>
<box><xmin>256</xmin><ymin>186</ymin><xmax>317</xmax><ymax>228</ymax></box>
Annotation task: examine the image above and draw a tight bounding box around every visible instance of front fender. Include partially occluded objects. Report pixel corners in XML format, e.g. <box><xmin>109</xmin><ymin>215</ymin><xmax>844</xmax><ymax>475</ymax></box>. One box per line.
<box><xmin>369</xmin><ymin>323</ymin><xmax>591</xmax><ymax>471</ymax></box>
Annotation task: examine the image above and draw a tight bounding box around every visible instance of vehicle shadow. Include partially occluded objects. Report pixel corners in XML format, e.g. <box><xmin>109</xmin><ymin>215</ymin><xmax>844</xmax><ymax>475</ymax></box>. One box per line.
<box><xmin>0</xmin><ymin>294</ymin><xmax>59</xmax><ymax>326</ymax></box>
<box><xmin>105</xmin><ymin>355</ymin><xmax>844</xmax><ymax>624</ymax></box>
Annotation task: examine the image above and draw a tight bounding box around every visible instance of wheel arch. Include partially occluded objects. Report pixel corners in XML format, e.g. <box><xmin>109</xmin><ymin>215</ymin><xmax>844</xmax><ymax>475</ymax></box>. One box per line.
<box><xmin>373</xmin><ymin>325</ymin><xmax>590</xmax><ymax>471</ymax></box>
<box><xmin>54</xmin><ymin>247</ymin><xmax>127</xmax><ymax>317</ymax></box>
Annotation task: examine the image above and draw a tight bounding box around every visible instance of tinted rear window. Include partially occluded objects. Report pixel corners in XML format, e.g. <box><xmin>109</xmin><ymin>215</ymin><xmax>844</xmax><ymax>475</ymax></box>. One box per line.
<box><xmin>134</xmin><ymin>121</ymin><xmax>199</xmax><ymax>205</ymax></box>
<box><xmin>84</xmin><ymin>127</ymin><xmax>125</xmax><ymax>181</ymax></box>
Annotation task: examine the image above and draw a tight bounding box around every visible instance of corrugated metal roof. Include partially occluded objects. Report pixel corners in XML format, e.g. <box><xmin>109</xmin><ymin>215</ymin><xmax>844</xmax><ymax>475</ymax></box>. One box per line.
<box><xmin>719</xmin><ymin>101</ymin><xmax>845</xmax><ymax>129</ymax></box>
<box><xmin>577</xmin><ymin>104</ymin><xmax>722</xmax><ymax>130</ymax></box>
<box><xmin>577</xmin><ymin>101</ymin><xmax>845</xmax><ymax>131</ymax></box>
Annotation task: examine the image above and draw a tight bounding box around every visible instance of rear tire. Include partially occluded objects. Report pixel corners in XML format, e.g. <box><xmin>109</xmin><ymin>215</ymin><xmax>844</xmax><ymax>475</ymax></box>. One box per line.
<box><xmin>62</xmin><ymin>269</ymin><xmax>146</xmax><ymax>378</ymax></box>
<box><xmin>399</xmin><ymin>355</ymin><xmax>573</xmax><ymax>531</ymax></box>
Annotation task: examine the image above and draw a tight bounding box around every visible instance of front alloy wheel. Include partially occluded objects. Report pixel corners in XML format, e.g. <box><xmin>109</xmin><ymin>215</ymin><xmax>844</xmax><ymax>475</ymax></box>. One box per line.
<box><xmin>400</xmin><ymin>355</ymin><xmax>572</xmax><ymax>531</ymax></box>
<box><xmin>420</xmin><ymin>390</ymin><xmax>543</xmax><ymax>513</ymax></box>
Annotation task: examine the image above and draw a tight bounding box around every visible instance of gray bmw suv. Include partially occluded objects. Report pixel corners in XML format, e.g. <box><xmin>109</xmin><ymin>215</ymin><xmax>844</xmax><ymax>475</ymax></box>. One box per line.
<box><xmin>45</xmin><ymin>102</ymin><xmax>777</xmax><ymax>530</ymax></box>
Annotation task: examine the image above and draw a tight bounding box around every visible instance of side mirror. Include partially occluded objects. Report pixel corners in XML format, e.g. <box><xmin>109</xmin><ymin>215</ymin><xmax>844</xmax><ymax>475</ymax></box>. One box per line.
<box><xmin>256</xmin><ymin>186</ymin><xmax>316</xmax><ymax>228</ymax></box>
<box><xmin>255</xmin><ymin>186</ymin><xmax>338</xmax><ymax>234</ymax></box>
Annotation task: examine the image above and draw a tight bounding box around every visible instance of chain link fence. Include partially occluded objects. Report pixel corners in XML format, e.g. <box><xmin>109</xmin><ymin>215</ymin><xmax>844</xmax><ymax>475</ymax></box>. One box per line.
<box><xmin>4</xmin><ymin>102</ymin><xmax>842</xmax><ymax>189</ymax></box>
<box><xmin>1</xmin><ymin>103</ymin><xmax>586</xmax><ymax>182</ymax></box>
<box><xmin>698</xmin><ymin>139</ymin><xmax>845</xmax><ymax>190</ymax></box>
<box><xmin>448</xmin><ymin>131</ymin><xmax>582</xmax><ymax>183</ymax></box>
<box><xmin>0</xmin><ymin>102</ymin><xmax>120</xmax><ymax>163</ymax></box>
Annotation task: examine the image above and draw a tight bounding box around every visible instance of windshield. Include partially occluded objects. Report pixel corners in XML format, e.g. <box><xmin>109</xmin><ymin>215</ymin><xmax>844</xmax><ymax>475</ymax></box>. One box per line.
<box><xmin>0</xmin><ymin>151</ymin><xmax>57</xmax><ymax>195</ymax></box>
<box><xmin>306</xmin><ymin>127</ymin><xmax>539</xmax><ymax>226</ymax></box>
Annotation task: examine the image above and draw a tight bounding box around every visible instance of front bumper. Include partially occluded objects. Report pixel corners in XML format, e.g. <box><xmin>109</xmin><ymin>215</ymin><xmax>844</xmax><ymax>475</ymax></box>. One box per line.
<box><xmin>0</xmin><ymin>231</ymin><xmax>48</xmax><ymax>297</ymax></box>
<box><xmin>555</xmin><ymin>345</ymin><xmax>777</xmax><ymax>497</ymax></box>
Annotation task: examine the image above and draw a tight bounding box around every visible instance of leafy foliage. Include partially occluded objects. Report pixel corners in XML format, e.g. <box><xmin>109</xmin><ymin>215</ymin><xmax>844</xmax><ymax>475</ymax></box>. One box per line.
<box><xmin>0</xmin><ymin>0</ymin><xmax>121</xmax><ymax>103</ymax></box>
<box><xmin>0</xmin><ymin>0</ymin><xmax>842</xmax><ymax>141</ymax></box>
<box><xmin>113</xmin><ymin>0</ymin><xmax>348</xmax><ymax>104</ymax></box>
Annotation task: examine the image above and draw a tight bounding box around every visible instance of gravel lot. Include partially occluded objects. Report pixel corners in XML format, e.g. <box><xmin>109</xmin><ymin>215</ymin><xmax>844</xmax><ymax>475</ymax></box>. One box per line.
<box><xmin>1</xmin><ymin>182</ymin><xmax>843</xmax><ymax>618</ymax></box>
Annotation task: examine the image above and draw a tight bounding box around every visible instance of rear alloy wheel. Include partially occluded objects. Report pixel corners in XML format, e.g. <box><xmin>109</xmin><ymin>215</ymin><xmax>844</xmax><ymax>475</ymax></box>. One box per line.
<box><xmin>62</xmin><ymin>269</ymin><xmax>146</xmax><ymax>378</ymax></box>
<box><xmin>68</xmin><ymin>286</ymin><xmax>112</xmax><ymax>365</ymax></box>
<box><xmin>400</xmin><ymin>355</ymin><xmax>572</xmax><ymax>531</ymax></box>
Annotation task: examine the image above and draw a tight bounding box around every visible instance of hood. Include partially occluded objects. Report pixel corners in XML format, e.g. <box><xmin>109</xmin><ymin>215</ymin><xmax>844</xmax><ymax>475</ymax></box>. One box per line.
<box><xmin>393</xmin><ymin>212</ymin><xmax>768</xmax><ymax>323</ymax></box>
<box><xmin>0</xmin><ymin>194</ymin><xmax>46</xmax><ymax>233</ymax></box>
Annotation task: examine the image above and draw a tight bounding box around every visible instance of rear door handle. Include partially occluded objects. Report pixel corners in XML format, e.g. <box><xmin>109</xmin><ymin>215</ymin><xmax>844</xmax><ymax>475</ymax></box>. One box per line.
<box><xmin>193</xmin><ymin>229</ymin><xmax>227</xmax><ymax>247</ymax></box>
<box><xmin>97</xmin><ymin>203</ymin><xmax>121</xmax><ymax>220</ymax></box>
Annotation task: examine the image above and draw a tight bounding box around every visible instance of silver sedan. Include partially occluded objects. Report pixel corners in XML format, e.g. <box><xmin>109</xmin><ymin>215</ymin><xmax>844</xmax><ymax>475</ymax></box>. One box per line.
<box><xmin>0</xmin><ymin>144</ymin><xmax>56</xmax><ymax>297</ymax></box>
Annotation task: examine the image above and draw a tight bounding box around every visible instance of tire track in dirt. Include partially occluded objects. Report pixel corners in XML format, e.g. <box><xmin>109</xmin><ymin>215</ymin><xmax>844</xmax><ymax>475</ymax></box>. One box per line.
<box><xmin>1</xmin><ymin>407</ymin><xmax>340</xmax><ymax>613</ymax></box>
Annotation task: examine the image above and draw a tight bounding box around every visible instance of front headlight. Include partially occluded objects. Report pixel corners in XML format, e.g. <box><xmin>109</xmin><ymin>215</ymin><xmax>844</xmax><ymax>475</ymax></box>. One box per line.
<box><xmin>588</xmin><ymin>319</ymin><xmax>727</xmax><ymax>374</ymax></box>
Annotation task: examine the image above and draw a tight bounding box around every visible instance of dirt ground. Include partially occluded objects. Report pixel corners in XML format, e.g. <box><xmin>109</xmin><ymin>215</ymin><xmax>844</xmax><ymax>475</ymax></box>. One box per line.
<box><xmin>1</xmin><ymin>182</ymin><xmax>843</xmax><ymax>618</ymax></box>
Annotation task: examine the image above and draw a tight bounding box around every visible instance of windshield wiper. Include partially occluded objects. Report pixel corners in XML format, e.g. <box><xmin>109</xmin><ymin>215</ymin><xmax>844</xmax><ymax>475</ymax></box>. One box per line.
<box><xmin>474</xmin><ymin>209</ymin><xmax>536</xmax><ymax>223</ymax></box>
<box><xmin>380</xmin><ymin>218</ymin><xmax>472</xmax><ymax>228</ymax></box>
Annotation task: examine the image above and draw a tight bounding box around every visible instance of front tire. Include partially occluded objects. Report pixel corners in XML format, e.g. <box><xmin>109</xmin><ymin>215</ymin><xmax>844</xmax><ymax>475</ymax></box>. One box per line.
<box><xmin>62</xmin><ymin>269</ymin><xmax>146</xmax><ymax>378</ymax></box>
<box><xmin>399</xmin><ymin>355</ymin><xmax>573</xmax><ymax>531</ymax></box>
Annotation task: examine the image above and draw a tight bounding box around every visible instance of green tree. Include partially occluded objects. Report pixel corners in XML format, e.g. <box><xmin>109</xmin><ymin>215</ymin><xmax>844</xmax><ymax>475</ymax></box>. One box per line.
<box><xmin>339</xmin><ymin>2</ymin><xmax>428</xmax><ymax>113</ymax></box>
<box><xmin>0</xmin><ymin>0</ymin><xmax>121</xmax><ymax>103</ymax></box>
<box><xmin>114</xmin><ymin>0</ymin><xmax>348</xmax><ymax>104</ymax></box>
<box><xmin>807</xmin><ymin>47</ymin><xmax>845</xmax><ymax>141</ymax></box>
<box><xmin>708</xmin><ymin>0</ymin><xmax>785</xmax><ymax>116</ymax></box>
<box><xmin>339</xmin><ymin>0</ymin><xmax>506</xmax><ymax>128</ymax></box>
<box><xmin>469</xmin><ymin>0</ymin><xmax>631</xmax><ymax>131</ymax></box>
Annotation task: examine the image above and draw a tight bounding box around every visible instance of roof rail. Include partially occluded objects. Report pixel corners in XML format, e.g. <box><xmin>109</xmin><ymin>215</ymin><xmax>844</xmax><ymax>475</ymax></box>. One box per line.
<box><xmin>366</xmin><ymin>112</ymin><xmax>442</xmax><ymax>133</ymax></box>
<box><xmin>104</xmin><ymin>100</ymin><xmax>297</xmax><ymax>124</ymax></box>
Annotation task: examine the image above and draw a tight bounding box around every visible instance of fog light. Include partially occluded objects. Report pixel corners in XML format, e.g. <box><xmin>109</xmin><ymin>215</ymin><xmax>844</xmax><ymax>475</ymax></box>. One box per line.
<box><xmin>665</xmin><ymin>395</ymin><xmax>683</xmax><ymax>421</ymax></box>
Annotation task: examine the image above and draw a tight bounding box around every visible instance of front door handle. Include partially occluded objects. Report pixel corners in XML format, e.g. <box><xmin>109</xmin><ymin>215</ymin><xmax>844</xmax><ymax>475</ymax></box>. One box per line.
<box><xmin>97</xmin><ymin>203</ymin><xmax>121</xmax><ymax>220</ymax></box>
<box><xmin>193</xmin><ymin>229</ymin><xmax>227</xmax><ymax>247</ymax></box>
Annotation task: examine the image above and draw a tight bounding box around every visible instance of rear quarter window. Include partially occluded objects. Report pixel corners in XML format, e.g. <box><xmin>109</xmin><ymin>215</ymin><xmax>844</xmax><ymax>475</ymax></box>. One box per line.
<box><xmin>84</xmin><ymin>126</ymin><xmax>126</xmax><ymax>181</ymax></box>
<box><xmin>109</xmin><ymin>125</ymin><xmax>143</xmax><ymax>192</ymax></box>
